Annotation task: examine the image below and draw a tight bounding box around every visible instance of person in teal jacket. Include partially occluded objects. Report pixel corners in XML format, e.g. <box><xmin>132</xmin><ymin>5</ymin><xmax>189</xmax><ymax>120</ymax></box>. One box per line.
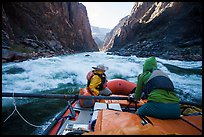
<box><xmin>132</xmin><ymin>56</ymin><xmax>181</xmax><ymax>119</ymax></box>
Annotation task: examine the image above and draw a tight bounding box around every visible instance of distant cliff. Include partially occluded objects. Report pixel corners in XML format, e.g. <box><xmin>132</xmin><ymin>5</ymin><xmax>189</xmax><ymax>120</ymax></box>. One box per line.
<box><xmin>91</xmin><ymin>26</ymin><xmax>111</xmax><ymax>49</ymax></box>
<box><xmin>2</xmin><ymin>2</ymin><xmax>98</xmax><ymax>63</ymax></box>
<box><xmin>103</xmin><ymin>2</ymin><xmax>202</xmax><ymax>61</ymax></box>
<box><xmin>101</xmin><ymin>16</ymin><xmax>129</xmax><ymax>51</ymax></box>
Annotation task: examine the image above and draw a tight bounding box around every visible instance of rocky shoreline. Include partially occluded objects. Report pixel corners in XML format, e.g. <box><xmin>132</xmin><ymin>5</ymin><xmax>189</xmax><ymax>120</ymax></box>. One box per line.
<box><xmin>107</xmin><ymin>38</ymin><xmax>202</xmax><ymax>61</ymax></box>
<box><xmin>2</xmin><ymin>49</ymin><xmax>73</xmax><ymax>63</ymax></box>
<box><xmin>107</xmin><ymin>50</ymin><xmax>202</xmax><ymax>61</ymax></box>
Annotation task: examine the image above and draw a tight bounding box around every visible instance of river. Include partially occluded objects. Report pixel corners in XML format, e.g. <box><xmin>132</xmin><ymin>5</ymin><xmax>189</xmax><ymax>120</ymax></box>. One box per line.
<box><xmin>2</xmin><ymin>52</ymin><xmax>202</xmax><ymax>135</ymax></box>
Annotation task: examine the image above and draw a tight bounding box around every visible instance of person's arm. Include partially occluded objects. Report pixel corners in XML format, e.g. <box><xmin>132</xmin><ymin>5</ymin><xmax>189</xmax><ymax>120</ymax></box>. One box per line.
<box><xmin>89</xmin><ymin>75</ymin><xmax>101</xmax><ymax>96</ymax></box>
<box><xmin>134</xmin><ymin>74</ymin><xmax>144</xmax><ymax>100</ymax></box>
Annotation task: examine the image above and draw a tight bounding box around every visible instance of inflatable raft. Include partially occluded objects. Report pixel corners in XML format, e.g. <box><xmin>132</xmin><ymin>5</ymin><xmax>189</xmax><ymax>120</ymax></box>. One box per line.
<box><xmin>43</xmin><ymin>79</ymin><xmax>202</xmax><ymax>135</ymax></box>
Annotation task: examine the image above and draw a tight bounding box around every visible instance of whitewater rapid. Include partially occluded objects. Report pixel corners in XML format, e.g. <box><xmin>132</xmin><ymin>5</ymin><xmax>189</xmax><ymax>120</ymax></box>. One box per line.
<box><xmin>2</xmin><ymin>52</ymin><xmax>202</xmax><ymax>106</ymax></box>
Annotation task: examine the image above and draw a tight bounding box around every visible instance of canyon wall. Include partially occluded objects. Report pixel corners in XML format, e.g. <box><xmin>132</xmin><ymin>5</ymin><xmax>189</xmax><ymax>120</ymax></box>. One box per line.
<box><xmin>103</xmin><ymin>2</ymin><xmax>202</xmax><ymax>61</ymax></box>
<box><xmin>2</xmin><ymin>2</ymin><xmax>98</xmax><ymax>62</ymax></box>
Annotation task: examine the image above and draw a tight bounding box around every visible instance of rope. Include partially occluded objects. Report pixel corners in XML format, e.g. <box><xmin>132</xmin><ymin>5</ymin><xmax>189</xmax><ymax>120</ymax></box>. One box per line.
<box><xmin>4</xmin><ymin>91</ymin><xmax>44</xmax><ymax>128</ymax></box>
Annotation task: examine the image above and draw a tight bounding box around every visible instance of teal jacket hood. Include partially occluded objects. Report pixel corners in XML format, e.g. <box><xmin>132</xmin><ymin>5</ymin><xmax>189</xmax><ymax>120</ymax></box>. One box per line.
<box><xmin>143</xmin><ymin>57</ymin><xmax>157</xmax><ymax>73</ymax></box>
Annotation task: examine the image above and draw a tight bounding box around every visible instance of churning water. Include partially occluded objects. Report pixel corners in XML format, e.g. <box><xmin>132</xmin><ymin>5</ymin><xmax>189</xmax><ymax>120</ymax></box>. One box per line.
<box><xmin>2</xmin><ymin>52</ymin><xmax>202</xmax><ymax>135</ymax></box>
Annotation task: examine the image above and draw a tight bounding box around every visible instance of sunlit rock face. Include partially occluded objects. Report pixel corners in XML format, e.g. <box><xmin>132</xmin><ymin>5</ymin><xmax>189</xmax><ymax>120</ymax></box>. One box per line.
<box><xmin>2</xmin><ymin>2</ymin><xmax>98</xmax><ymax>62</ymax></box>
<box><xmin>103</xmin><ymin>2</ymin><xmax>202</xmax><ymax>61</ymax></box>
<box><xmin>101</xmin><ymin>16</ymin><xmax>129</xmax><ymax>52</ymax></box>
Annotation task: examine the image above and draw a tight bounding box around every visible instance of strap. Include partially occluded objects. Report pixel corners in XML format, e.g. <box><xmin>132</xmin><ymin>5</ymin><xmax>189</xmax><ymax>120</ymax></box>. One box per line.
<box><xmin>180</xmin><ymin>116</ymin><xmax>202</xmax><ymax>132</ymax></box>
<box><xmin>125</xmin><ymin>99</ymin><xmax>138</xmax><ymax>111</ymax></box>
<box><xmin>139</xmin><ymin>115</ymin><xmax>154</xmax><ymax>126</ymax></box>
<box><xmin>86</xmin><ymin>87</ymin><xmax>94</xmax><ymax>96</ymax></box>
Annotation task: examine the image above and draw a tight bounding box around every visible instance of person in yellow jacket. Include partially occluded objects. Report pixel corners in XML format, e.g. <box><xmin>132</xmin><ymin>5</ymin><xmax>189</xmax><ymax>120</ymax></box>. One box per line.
<box><xmin>87</xmin><ymin>64</ymin><xmax>112</xmax><ymax>96</ymax></box>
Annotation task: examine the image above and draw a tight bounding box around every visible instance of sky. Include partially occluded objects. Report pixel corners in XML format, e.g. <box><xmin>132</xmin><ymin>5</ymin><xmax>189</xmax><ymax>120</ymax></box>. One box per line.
<box><xmin>81</xmin><ymin>2</ymin><xmax>135</xmax><ymax>29</ymax></box>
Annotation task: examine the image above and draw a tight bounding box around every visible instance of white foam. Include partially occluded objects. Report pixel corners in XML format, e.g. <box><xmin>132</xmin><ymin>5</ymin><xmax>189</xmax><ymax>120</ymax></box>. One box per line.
<box><xmin>2</xmin><ymin>52</ymin><xmax>202</xmax><ymax>106</ymax></box>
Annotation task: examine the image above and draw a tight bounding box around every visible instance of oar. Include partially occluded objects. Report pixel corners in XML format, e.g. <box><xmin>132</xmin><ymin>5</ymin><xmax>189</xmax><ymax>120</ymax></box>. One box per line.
<box><xmin>2</xmin><ymin>92</ymin><xmax>202</xmax><ymax>107</ymax></box>
<box><xmin>2</xmin><ymin>92</ymin><xmax>129</xmax><ymax>100</ymax></box>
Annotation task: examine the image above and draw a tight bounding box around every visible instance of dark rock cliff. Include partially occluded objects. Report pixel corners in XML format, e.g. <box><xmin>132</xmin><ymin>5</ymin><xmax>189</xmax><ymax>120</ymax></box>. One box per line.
<box><xmin>2</xmin><ymin>2</ymin><xmax>98</xmax><ymax>63</ymax></box>
<box><xmin>103</xmin><ymin>2</ymin><xmax>202</xmax><ymax>61</ymax></box>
